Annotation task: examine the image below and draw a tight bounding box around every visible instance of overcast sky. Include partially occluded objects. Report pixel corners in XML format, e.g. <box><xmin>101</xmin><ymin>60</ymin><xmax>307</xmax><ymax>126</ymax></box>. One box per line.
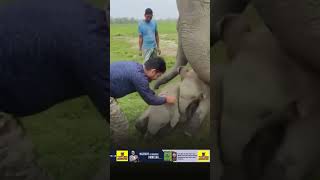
<box><xmin>110</xmin><ymin>0</ymin><xmax>178</xmax><ymax>19</ymax></box>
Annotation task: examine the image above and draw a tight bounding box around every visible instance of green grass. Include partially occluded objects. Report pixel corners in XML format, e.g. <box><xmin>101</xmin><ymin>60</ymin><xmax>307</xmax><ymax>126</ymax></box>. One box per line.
<box><xmin>22</xmin><ymin>97</ymin><xmax>108</xmax><ymax>180</ymax></box>
<box><xmin>111</xmin><ymin>21</ymin><xmax>210</xmax><ymax>149</ymax></box>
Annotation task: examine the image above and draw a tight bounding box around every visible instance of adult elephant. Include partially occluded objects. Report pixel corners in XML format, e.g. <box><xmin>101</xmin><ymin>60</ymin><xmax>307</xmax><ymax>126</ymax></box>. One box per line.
<box><xmin>212</xmin><ymin>0</ymin><xmax>320</xmax><ymax>72</ymax></box>
<box><xmin>154</xmin><ymin>0</ymin><xmax>210</xmax><ymax>89</ymax></box>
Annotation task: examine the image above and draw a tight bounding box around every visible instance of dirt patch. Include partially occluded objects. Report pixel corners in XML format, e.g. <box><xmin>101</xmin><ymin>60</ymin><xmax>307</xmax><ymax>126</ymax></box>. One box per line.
<box><xmin>128</xmin><ymin>34</ymin><xmax>178</xmax><ymax>57</ymax></box>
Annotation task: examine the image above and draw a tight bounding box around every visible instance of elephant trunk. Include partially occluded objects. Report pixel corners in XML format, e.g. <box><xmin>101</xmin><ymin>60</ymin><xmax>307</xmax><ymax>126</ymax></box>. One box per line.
<box><xmin>153</xmin><ymin>68</ymin><xmax>179</xmax><ymax>90</ymax></box>
<box><xmin>154</xmin><ymin>35</ymin><xmax>187</xmax><ymax>89</ymax></box>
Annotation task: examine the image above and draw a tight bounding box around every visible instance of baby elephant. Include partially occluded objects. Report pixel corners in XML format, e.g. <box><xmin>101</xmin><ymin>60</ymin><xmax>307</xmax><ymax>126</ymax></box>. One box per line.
<box><xmin>135</xmin><ymin>67</ymin><xmax>210</xmax><ymax>139</ymax></box>
<box><xmin>135</xmin><ymin>82</ymin><xmax>181</xmax><ymax>139</ymax></box>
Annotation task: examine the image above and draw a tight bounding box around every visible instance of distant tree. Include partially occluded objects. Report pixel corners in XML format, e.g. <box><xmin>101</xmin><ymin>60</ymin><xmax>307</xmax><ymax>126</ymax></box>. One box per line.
<box><xmin>111</xmin><ymin>17</ymin><xmax>139</xmax><ymax>24</ymax></box>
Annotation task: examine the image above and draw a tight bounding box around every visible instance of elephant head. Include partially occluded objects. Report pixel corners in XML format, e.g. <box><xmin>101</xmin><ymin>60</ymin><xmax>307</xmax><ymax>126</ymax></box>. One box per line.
<box><xmin>135</xmin><ymin>83</ymin><xmax>181</xmax><ymax>139</ymax></box>
<box><xmin>154</xmin><ymin>0</ymin><xmax>210</xmax><ymax>89</ymax></box>
<box><xmin>136</xmin><ymin>67</ymin><xmax>210</xmax><ymax>139</ymax></box>
<box><xmin>212</xmin><ymin>0</ymin><xmax>320</xmax><ymax>72</ymax></box>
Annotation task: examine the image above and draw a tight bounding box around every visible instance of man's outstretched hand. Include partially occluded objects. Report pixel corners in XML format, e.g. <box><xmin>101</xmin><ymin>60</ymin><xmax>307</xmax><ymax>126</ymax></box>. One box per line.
<box><xmin>164</xmin><ymin>95</ymin><xmax>176</xmax><ymax>104</ymax></box>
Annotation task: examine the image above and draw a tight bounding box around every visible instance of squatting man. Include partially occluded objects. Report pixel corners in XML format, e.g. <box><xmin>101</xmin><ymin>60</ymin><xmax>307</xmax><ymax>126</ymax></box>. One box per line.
<box><xmin>110</xmin><ymin>57</ymin><xmax>176</xmax><ymax>146</ymax></box>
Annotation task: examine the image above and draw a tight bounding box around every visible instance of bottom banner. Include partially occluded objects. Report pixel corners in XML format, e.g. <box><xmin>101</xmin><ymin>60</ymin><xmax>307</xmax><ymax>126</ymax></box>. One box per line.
<box><xmin>110</xmin><ymin>149</ymin><xmax>210</xmax><ymax>163</ymax></box>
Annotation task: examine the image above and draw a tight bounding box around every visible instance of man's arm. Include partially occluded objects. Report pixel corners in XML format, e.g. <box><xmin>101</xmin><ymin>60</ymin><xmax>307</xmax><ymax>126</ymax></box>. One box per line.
<box><xmin>138</xmin><ymin>23</ymin><xmax>143</xmax><ymax>55</ymax></box>
<box><xmin>139</xmin><ymin>35</ymin><xmax>143</xmax><ymax>52</ymax></box>
<box><xmin>155</xmin><ymin>31</ymin><xmax>160</xmax><ymax>49</ymax></box>
<box><xmin>155</xmin><ymin>22</ymin><xmax>160</xmax><ymax>55</ymax></box>
<box><xmin>133</xmin><ymin>75</ymin><xmax>166</xmax><ymax>105</ymax></box>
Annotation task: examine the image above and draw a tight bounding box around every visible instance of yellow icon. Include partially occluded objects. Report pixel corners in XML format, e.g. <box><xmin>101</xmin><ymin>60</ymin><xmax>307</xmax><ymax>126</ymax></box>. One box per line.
<box><xmin>116</xmin><ymin>150</ymin><xmax>128</xmax><ymax>162</ymax></box>
<box><xmin>197</xmin><ymin>150</ymin><xmax>210</xmax><ymax>162</ymax></box>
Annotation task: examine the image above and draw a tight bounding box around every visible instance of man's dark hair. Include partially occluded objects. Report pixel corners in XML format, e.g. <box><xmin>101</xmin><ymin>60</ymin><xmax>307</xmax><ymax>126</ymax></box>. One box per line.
<box><xmin>145</xmin><ymin>8</ymin><xmax>153</xmax><ymax>15</ymax></box>
<box><xmin>144</xmin><ymin>57</ymin><xmax>166</xmax><ymax>73</ymax></box>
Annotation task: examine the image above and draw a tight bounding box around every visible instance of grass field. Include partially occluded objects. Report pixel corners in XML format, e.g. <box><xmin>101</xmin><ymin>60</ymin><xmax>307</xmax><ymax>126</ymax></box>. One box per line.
<box><xmin>22</xmin><ymin>98</ymin><xmax>108</xmax><ymax>180</ymax></box>
<box><xmin>111</xmin><ymin>20</ymin><xmax>210</xmax><ymax>149</ymax></box>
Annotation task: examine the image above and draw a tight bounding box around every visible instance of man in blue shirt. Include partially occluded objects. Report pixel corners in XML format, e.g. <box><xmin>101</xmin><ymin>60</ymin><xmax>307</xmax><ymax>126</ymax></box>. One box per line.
<box><xmin>138</xmin><ymin>8</ymin><xmax>161</xmax><ymax>63</ymax></box>
<box><xmin>110</xmin><ymin>57</ymin><xmax>176</xmax><ymax>146</ymax></box>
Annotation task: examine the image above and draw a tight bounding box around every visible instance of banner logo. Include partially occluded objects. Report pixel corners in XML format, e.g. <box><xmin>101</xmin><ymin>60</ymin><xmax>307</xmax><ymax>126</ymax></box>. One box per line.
<box><xmin>197</xmin><ymin>150</ymin><xmax>210</xmax><ymax>162</ymax></box>
<box><xmin>116</xmin><ymin>150</ymin><xmax>128</xmax><ymax>162</ymax></box>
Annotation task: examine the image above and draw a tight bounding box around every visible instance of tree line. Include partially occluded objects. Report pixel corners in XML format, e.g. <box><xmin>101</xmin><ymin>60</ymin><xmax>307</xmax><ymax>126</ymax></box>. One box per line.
<box><xmin>111</xmin><ymin>17</ymin><xmax>177</xmax><ymax>24</ymax></box>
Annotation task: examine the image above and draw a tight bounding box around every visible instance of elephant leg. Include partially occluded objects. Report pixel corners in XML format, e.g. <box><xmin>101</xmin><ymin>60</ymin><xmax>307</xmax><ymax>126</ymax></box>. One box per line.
<box><xmin>0</xmin><ymin>112</ymin><xmax>53</xmax><ymax>180</ymax></box>
<box><xmin>154</xmin><ymin>31</ymin><xmax>188</xmax><ymax>89</ymax></box>
<box><xmin>260</xmin><ymin>112</ymin><xmax>320</xmax><ymax>180</ymax></box>
<box><xmin>176</xmin><ymin>0</ymin><xmax>210</xmax><ymax>85</ymax></box>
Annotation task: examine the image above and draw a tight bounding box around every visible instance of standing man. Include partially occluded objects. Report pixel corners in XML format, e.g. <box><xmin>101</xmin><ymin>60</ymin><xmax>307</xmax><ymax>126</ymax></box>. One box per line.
<box><xmin>138</xmin><ymin>8</ymin><xmax>161</xmax><ymax>63</ymax></box>
<box><xmin>110</xmin><ymin>57</ymin><xmax>175</xmax><ymax>147</ymax></box>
